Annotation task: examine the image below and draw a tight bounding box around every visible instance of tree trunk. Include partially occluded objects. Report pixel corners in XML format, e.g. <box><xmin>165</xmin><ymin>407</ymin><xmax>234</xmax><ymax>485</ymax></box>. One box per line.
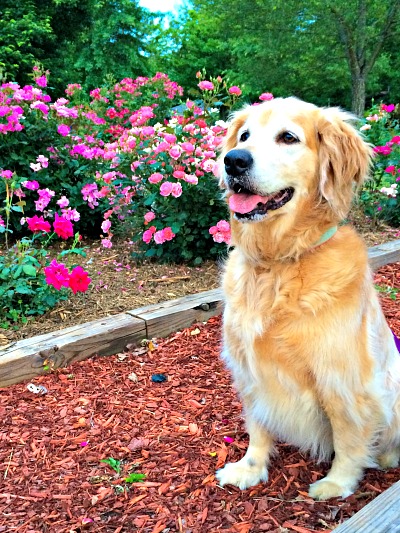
<box><xmin>351</xmin><ymin>75</ymin><xmax>366</xmax><ymax>116</ymax></box>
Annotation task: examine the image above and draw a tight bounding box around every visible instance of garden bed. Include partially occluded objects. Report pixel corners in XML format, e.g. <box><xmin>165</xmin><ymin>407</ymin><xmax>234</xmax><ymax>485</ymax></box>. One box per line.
<box><xmin>2</xmin><ymin>213</ymin><xmax>399</xmax><ymax>347</ymax></box>
<box><xmin>0</xmin><ymin>262</ymin><xmax>399</xmax><ymax>533</ymax></box>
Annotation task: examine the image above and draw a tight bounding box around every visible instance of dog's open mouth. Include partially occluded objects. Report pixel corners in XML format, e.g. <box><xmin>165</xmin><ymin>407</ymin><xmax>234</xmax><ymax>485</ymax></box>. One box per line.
<box><xmin>228</xmin><ymin>186</ymin><xmax>295</xmax><ymax>220</ymax></box>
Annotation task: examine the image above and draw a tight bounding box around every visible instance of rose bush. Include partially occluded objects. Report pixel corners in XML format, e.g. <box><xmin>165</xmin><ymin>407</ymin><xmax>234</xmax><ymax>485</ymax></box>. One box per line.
<box><xmin>359</xmin><ymin>102</ymin><xmax>400</xmax><ymax>226</ymax></box>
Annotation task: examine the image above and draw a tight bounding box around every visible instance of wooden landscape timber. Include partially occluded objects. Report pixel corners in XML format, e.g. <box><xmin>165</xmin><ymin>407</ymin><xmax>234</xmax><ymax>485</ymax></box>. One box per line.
<box><xmin>0</xmin><ymin>288</ymin><xmax>223</xmax><ymax>388</ymax></box>
<box><xmin>333</xmin><ymin>480</ymin><xmax>400</xmax><ymax>532</ymax></box>
<box><xmin>0</xmin><ymin>240</ymin><xmax>399</xmax><ymax>389</ymax></box>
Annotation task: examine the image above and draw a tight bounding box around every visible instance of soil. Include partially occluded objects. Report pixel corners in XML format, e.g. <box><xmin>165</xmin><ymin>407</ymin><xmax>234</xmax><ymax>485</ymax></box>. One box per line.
<box><xmin>2</xmin><ymin>211</ymin><xmax>400</xmax><ymax>345</ymax></box>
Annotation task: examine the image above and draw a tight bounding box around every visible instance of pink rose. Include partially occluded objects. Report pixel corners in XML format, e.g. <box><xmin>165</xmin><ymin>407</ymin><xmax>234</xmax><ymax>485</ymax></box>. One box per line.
<box><xmin>57</xmin><ymin>124</ymin><xmax>70</xmax><ymax>136</ymax></box>
<box><xmin>216</xmin><ymin>220</ymin><xmax>230</xmax><ymax>232</ymax></box>
<box><xmin>149</xmin><ymin>172</ymin><xmax>163</xmax><ymax>184</ymax></box>
<box><xmin>171</xmin><ymin>183</ymin><xmax>182</xmax><ymax>198</ymax></box>
<box><xmin>102</xmin><ymin>238</ymin><xmax>113</xmax><ymax>248</ymax></box>
<box><xmin>180</xmin><ymin>142</ymin><xmax>195</xmax><ymax>153</ymax></box>
<box><xmin>101</xmin><ymin>220</ymin><xmax>112</xmax><ymax>233</ymax></box>
<box><xmin>144</xmin><ymin>211</ymin><xmax>156</xmax><ymax>223</ymax></box>
<box><xmin>53</xmin><ymin>213</ymin><xmax>74</xmax><ymax>239</ymax></box>
<box><xmin>164</xmin><ymin>133</ymin><xmax>177</xmax><ymax>144</ymax></box>
<box><xmin>198</xmin><ymin>81</ymin><xmax>214</xmax><ymax>91</ymax></box>
<box><xmin>184</xmin><ymin>175</ymin><xmax>198</xmax><ymax>185</ymax></box>
<box><xmin>173</xmin><ymin>170</ymin><xmax>185</xmax><ymax>179</ymax></box>
<box><xmin>169</xmin><ymin>145</ymin><xmax>182</xmax><ymax>159</ymax></box>
<box><xmin>229</xmin><ymin>86</ymin><xmax>242</xmax><ymax>96</ymax></box>
<box><xmin>1</xmin><ymin>170</ymin><xmax>13</xmax><ymax>179</ymax></box>
<box><xmin>162</xmin><ymin>227</ymin><xmax>175</xmax><ymax>241</ymax></box>
<box><xmin>160</xmin><ymin>182</ymin><xmax>173</xmax><ymax>196</ymax></box>
<box><xmin>259</xmin><ymin>92</ymin><xmax>274</xmax><ymax>101</ymax></box>
<box><xmin>142</xmin><ymin>229</ymin><xmax>154</xmax><ymax>243</ymax></box>
<box><xmin>154</xmin><ymin>230</ymin><xmax>166</xmax><ymax>244</ymax></box>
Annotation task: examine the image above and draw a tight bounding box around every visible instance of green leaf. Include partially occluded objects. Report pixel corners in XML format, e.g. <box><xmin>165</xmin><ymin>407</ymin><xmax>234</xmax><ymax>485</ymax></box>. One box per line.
<box><xmin>100</xmin><ymin>457</ymin><xmax>122</xmax><ymax>474</ymax></box>
<box><xmin>22</xmin><ymin>264</ymin><xmax>37</xmax><ymax>277</ymax></box>
<box><xmin>125</xmin><ymin>473</ymin><xmax>146</xmax><ymax>483</ymax></box>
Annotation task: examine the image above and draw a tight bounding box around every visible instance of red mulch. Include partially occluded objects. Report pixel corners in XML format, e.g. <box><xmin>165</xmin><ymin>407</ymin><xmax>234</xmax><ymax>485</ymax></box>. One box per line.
<box><xmin>1</xmin><ymin>265</ymin><xmax>399</xmax><ymax>533</ymax></box>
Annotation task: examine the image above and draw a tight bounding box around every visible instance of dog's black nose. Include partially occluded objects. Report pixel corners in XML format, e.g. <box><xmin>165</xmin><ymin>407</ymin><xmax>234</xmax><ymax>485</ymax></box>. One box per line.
<box><xmin>224</xmin><ymin>149</ymin><xmax>253</xmax><ymax>177</ymax></box>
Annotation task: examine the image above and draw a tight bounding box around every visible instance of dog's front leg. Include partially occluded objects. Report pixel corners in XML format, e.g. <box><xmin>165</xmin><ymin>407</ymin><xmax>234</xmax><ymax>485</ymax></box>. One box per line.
<box><xmin>216</xmin><ymin>414</ymin><xmax>274</xmax><ymax>490</ymax></box>
<box><xmin>309</xmin><ymin>391</ymin><xmax>380</xmax><ymax>500</ymax></box>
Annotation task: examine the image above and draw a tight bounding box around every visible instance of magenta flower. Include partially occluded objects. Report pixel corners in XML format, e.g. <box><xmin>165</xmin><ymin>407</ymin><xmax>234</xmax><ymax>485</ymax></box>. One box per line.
<box><xmin>143</xmin><ymin>226</ymin><xmax>156</xmax><ymax>243</ymax></box>
<box><xmin>0</xmin><ymin>169</ymin><xmax>13</xmax><ymax>179</ymax></box>
<box><xmin>68</xmin><ymin>266</ymin><xmax>91</xmax><ymax>294</ymax></box>
<box><xmin>259</xmin><ymin>92</ymin><xmax>274</xmax><ymax>101</ymax></box>
<box><xmin>22</xmin><ymin>180</ymin><xmax>39</xmax><ymax>190</ymax></box>
<box><xmin>229</xmin><ymin>86</ymin><xmax>242</xmax><ymax>96</ymax></box>
<box><xmin>385</xmin><ymin>166</ymin><xmax>397</xmax><ymax>175</ymax></box>
<box><xmin>26</xmin><ymin>215</ymin><xmax>51</xmax><ymax>233</ymax></box>
<box><xmin>57</xmin><ymin>124</ymin><xmax>70</xmax><ymax>136</ymax></box>
<box><xmin>53</xmin><ymin>213</ymin><xmax>74</xmax><ymax>239</ymax></box>
<box><xmin>44</xmin><ymin>260</ymin><xmax>70</xmax><ymax>290</ymax></box>
<box><xmin>382</xmin><ymin>104</ymin><xmax>395</xmax><ymax>113</ymax></box>
<box><xmin>198</xmin><ymin>80</ymin><xmax>214</xmax><ymax>91</ymax></box>
<box><xmin>35</xmin><ymin>75</ymin><xmax>47</xmax><ymax>88</ymax></box>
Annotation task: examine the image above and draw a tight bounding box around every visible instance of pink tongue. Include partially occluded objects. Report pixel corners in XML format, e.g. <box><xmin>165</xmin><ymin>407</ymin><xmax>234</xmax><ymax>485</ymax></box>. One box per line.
<box><xmin>229</xmin><ymin>193</ymin><xmax>271</xmax><ymax>214</ymax></box>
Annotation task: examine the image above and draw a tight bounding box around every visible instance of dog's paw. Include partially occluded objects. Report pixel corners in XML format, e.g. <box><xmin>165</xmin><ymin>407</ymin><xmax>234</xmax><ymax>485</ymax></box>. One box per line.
<box><xmin>308</xmin><ymin>478</ymin><xmax>354</xmax><ymax>500</ymax></box>
<box><xmin>216</xmin><ymin>459</ymin><xmax>268</xmax><ymax>490</ymax></box>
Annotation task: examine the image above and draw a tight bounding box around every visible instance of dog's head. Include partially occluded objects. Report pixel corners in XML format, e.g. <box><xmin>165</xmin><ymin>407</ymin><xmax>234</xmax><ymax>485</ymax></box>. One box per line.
<box><xmin>220</xmin><ymin>97</ymin><xmax>372</xmax><ymax>224</ymax></box>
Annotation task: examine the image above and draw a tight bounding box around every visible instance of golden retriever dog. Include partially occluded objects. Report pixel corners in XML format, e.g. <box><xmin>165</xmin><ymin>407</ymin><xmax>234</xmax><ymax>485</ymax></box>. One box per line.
<box><xmin>215</xmin><ymin>97</ymin><xmax>400</xmax><ymax>500</ymax></box>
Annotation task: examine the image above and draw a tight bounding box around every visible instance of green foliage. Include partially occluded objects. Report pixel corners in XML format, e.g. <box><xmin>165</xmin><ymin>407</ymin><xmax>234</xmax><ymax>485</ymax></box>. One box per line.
<box><xmin>0</xmin><ymin>0</ymin><xmax>157</xmax><ymax>95</ymax></box>
<box><xmin>160</xmin><ymin>0</ymin><xmax>400</xmax><ymax>113</ymax></box>
<box><xmin>100</xmin><ymin>457</ymin><xmax>122</xmax><ymax>474</ymax></box>
<box><xmin>375</xmin><ymin>284</ymin><xmax>399</xmax><ymax>301</ymax></box>
<box><xmin>125</xmin><ymin>472</ymin><xmax>146</xmax><ymax>483</ymax></box>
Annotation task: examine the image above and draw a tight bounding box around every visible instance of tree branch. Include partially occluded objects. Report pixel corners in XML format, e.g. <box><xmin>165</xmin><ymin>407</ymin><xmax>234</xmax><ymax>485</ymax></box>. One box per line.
<box><xmin>365</xmin><ymin>0</ymin><xmax>400</xmax><ymax>75</ymax></box>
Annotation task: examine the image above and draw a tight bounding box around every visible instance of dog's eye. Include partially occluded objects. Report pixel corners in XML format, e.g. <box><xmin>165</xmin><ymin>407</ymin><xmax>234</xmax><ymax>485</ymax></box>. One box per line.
<box><xmin>278</xmin><ymin>131</ymin><xmax>299</xmax><ymax>144</ymax></box>
<box><xmin>239</xmin><ymin>130</ymin><xmax>250</xmax><ymax>142</ymax></box>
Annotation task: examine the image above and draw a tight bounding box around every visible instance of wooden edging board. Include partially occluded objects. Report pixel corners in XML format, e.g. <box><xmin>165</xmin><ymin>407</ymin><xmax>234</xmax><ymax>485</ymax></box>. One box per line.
<box><xmin>333</xmin><ymin>480</ymin><xmax>400</xmax><ymax>532</ymax></box>
<box><xmin>0</xmin><ymin>238</ymin><xmax>399</xmax><ymax>389</ymax></box>
<box><xmin>0</xmin><ymin>288</ymin><xmax>223</xmax><ymax>388</ymax></box>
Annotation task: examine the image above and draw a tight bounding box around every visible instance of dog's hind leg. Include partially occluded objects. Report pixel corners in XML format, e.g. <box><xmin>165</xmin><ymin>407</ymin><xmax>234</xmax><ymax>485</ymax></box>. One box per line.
<box><xmin>308</xmin><ymin>391</ymin><xmax>382</xmax><ymax>500</ymax></box>
<box><xmin>216</xmin><ymin>415</ymin><xmax>274</xmax><ymax>490</ymax></box>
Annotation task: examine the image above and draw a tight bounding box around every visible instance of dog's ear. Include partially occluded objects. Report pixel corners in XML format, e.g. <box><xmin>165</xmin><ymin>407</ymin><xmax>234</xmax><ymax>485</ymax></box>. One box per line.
<box><xmin>317</xmin><ymin>108</ymin><xmax>372</xmax><ymax>218</ymax></box>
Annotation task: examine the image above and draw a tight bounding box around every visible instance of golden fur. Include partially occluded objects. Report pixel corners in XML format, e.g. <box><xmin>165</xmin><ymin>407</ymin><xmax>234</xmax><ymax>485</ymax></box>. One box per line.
<box><xmin>216</xmin><ymin>97</ymin><xmax>400</xmax><ymax>500</ymax></box>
